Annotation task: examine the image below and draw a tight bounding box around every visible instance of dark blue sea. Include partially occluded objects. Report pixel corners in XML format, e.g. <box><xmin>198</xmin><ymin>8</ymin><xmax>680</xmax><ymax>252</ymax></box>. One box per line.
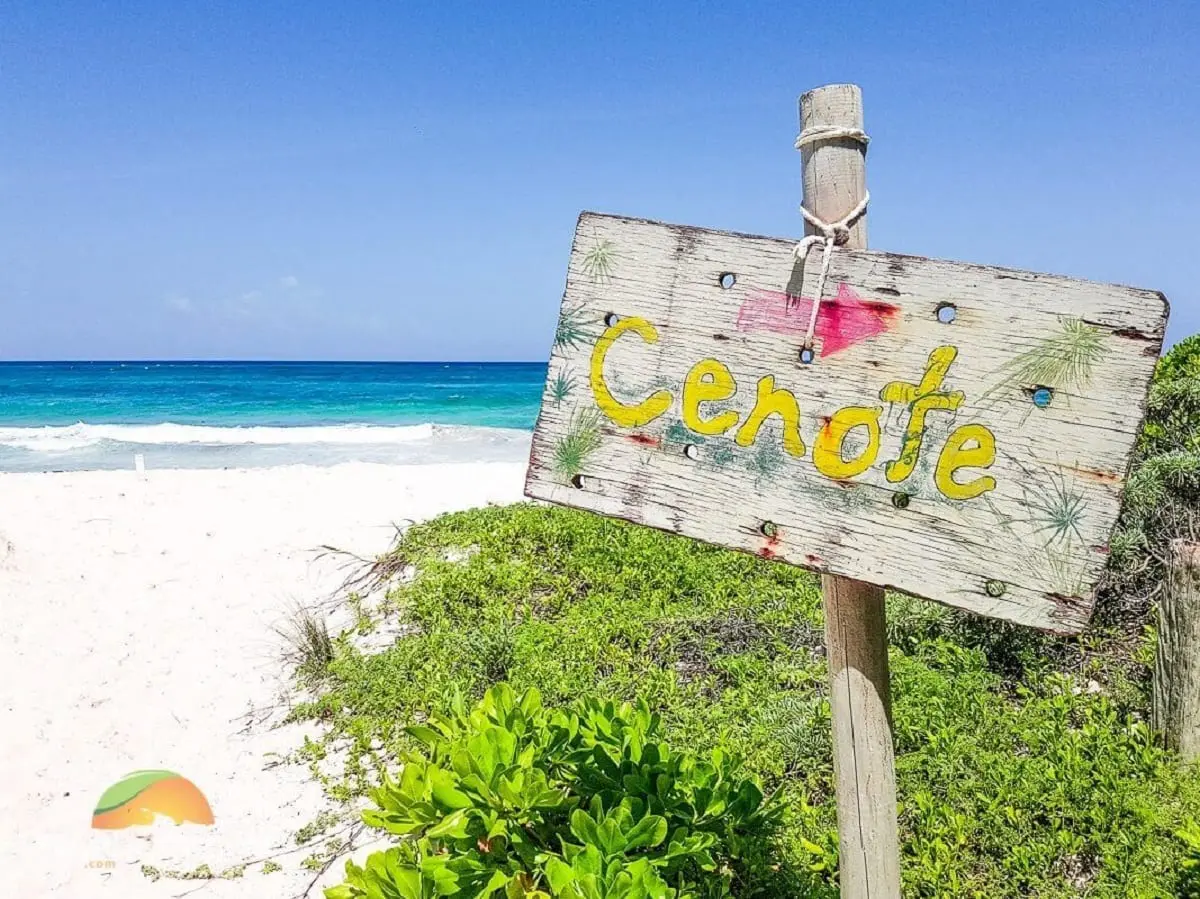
<box><xmin>0</xmin><ymin>361</ymin><xmax>545</xmax><ymax>472</ymax></box>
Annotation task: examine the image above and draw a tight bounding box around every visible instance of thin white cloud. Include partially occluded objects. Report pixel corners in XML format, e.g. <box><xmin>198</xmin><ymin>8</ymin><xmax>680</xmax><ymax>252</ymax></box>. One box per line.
<box><xmin>165</xmin><ymin>294</ymin><xmax>192</xmax><ymax>313</ymax></box>
<box><xmin>280</xmin><ymin>275</ymin><xmax>299</xmax><ymax>289</ymax></box>
<box><xmin>241</xmin><ymin>290</ymin><xmax>262</xmax><ymax>301</ymax></box>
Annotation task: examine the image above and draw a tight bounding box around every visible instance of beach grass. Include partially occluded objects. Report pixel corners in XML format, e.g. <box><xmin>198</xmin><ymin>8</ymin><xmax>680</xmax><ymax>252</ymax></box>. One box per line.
<box><xmin>291</xmin><ymin>503</ymin><xmax>1200</xmax><ymax>898</ymax></box>
<box><xmin>276</xmin><ymin>605</ymin><xmax>335</xmax><ymax>679</ymax></box>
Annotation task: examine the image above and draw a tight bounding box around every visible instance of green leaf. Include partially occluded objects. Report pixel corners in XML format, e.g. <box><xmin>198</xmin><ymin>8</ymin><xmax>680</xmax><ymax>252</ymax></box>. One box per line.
<box><xmin>427</xmin><ymin>810</ymin><xmax>473</xmax><ymax>840</ymax></box>
<box><xmin>624</xmin><ymin>815</ymin><xmax>667</xmax><ymax>851</ymax></box>
<box><xmin>597</xmin><ymin>816</ymin><xmax>623</xmax><ymax>854</ymax></box>
<box><xmin>545</xmin><ymin>857</ymin><xmax>575</xmax><ymax>893</ymax></box>
<box><xmin>570</xmin><ymin>808</ymin><xmax>600</xmax><ymax>847</ymax></box>
<box><xmin>519</xmin><ymin>688</ymin><xmax>543</xmax><ymax>718</ymax></box>
<box><xmin>573</xmin><ymin>844</ymin><xmax>605</xmax><ymax>877</ymax></box>
<box><xmin>392</xmin><ymin>867</ymin><xmax>423</xmax><ymax>899</ymax></box>
<box><xmin>468</xmin><ymin>731</ymin><xmax>501</xmax><ymax>782</ymax></box>
<box><xmin>490</xmin><ymin>726</ymin><xmax>519</xmax><ymax>768</ymax></box>
<box><xmin>407</xmin><ymin>725</ymin><xmax>444</xmax><ymax>749</ymax></box>
<box><xmin>362</xmin><ymin>811</ymin><xmax>426</xmax><ymax>836</ymax></box>
<box><xmin>331</xmin><ymin>678</ymin><xmax>789</xmax><ymax>899</ymax></box>
<box><xmin>486</xmin><ymin>817</ymin><xmax>509</xmax><ymax>840</ymax></box>
<box><xmin>429</xmin><ymin>767</ymin><xmax>473</xmax><ymax>810</ymax></box>
<box><xmin>481</xmin><ymin>870</ymin><xmax>510</xmax><ymax>896</ymax></box>
<box><xmin>497</xmin><ymin>772</ymin><xmax>525</xmax><ymax>806</ymax></box>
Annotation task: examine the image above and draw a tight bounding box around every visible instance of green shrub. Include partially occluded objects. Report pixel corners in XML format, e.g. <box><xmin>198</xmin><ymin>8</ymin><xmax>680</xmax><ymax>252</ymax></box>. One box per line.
<box><xmin>1104</xmin><ymin>334</ymin><xmax>1200</xmax><ymax>626</ymax></box>
<box><xmin>1140</xmin><ymin>334</ymin><xmax>1200</xmax><ymax>458</ymax></box>
<box><xmin>327</xmin><ymin>684</ymin><xmax>783</xmax><ymax>899</ymax></box>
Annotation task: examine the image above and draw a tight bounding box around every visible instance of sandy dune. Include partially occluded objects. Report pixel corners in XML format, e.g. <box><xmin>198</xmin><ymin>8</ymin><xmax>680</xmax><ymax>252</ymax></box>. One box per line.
<box><xmin>0</xmin><ymin>462</ymin><xmax>527</xmax><ymax>897</ymax></box>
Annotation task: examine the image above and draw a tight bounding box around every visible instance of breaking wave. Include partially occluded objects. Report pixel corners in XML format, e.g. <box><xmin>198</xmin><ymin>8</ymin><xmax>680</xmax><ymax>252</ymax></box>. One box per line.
<box><xmin>0</xmin><ymin>422</ymin><xmax>532</xmax><ymax>472</ymax></box>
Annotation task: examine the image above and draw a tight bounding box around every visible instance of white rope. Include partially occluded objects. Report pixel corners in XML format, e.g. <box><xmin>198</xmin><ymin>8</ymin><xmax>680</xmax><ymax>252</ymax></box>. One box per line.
<box><xmin>792</xmin><ymin>123</ymin><xmax>870</xmax><ymax>356</ymax></box>
<box><xmin>794</xmin><ymin>125</ymin><xmax>870</xmax><ymax>150</ymax></box>
<box><xmin>792</xmin><ymin>191</ymin><xmax>869</xmax><ymax>353</ymax></box>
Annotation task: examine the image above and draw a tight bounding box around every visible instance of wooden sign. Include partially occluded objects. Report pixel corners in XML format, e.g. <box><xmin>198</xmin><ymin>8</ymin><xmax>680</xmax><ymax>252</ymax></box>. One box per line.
<box><xmin>525</xmin><ymin>212</ymin><xmax>1167</xmax><ymax>633</ymax></box>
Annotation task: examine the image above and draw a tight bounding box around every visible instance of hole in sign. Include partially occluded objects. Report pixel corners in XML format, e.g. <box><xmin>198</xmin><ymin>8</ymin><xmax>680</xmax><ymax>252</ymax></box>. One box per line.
<box><xmin>684</xmin><ymin>444</ymin><xmax>700</xmax><ymax>460</ymax></box>
<box><xmin>604</xmin><ymin>313</ymin><xmax>620</xmax><ymax>327</ymax></box>
<box><xmin>570</xmin><ymin>474</ymin><xmax>585</xmax><ymax>489</ymax></box>
<box><xmin>985</xmin><ymin>579</ymin><xmax>1007</xmax><ymax>597</ymax></box>
<box><xmin>1030</xmin><ymin>386</ymin><xmax>1054</xmax><ymax>408</ymax></box>
<box><xmin>891</xmin><ymin>492</ymin><xmax>911</xmax><ymax>509</ymax></box>
<box><xmin>719</xmin><ymin>272</ymin><xmax>737</xmax><ymax>289</ymax></box>
<box><xmin>760</xmin><ymin>521</ymin><xmax>778</xmax><ymax>538</ymax></box>
<box><xmin>936</xmin><ymin>303</ymin><xmax>958</xmax><ymax>324</ymax></box>
<box><xmin>799</xmin><ymin>346</ymin><xmax>816</xmax><ymax>365</ymax></box>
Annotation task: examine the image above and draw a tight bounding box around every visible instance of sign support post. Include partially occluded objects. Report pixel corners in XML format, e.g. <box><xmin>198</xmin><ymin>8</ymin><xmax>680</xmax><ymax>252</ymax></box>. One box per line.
<box><xmin>801</xmin><ymin>84</ymin><xmax>902</xmax><ymax>898</ymax></box>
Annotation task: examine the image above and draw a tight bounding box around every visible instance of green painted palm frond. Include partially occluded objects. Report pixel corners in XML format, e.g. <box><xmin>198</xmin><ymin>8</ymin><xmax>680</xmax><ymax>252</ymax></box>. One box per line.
<box><xmin>554</xmin><ymin>304</ymin><xmax>592</xmax><ymax>350</ymax></box>
<box><xmin>549</xmin><ymin>369</ymin><xmax>576</xmax><ymax>406</ymax></box>
<box><xmin>553</xmin><ymin>408</ymin><xmax>603</xmax><ymax>481</ymax></box>
<box><xmin>997</xmin><ymin>318</ymin><xmax>1105</xmax><ymax>391</ymax></box>
<box><xmin>581</xmin><ymin>239</ymin><xmax>617</xmax><ymax>283</ymax></box>
<box><xmin>1023</xmin><ymin>470</ymin><xmax>1087</xmax><ymax>545</ymax></box>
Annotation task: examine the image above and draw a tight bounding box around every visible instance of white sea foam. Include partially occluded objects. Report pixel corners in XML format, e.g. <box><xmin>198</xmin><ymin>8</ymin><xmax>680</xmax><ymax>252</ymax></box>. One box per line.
<box><xmin>0</xmin><ymin>422</ymin><xmax>532</xmax><ymax>472</ymax></box>
<box><xmin>0</xmin><ymin>422</ymin><xmax>443</xmax><ymax>450</ymax></box>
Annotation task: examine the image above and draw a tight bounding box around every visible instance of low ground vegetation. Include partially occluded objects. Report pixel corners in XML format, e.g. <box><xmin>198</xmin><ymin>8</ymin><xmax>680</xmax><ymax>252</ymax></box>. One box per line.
<box><xmin>289</xmin><ymin>337</ymin><xmax>1200</xmax><ymax>897</ymax></box>
<box><xmin>293</xmin><ymin>503</ymin><xmax>1199</xmax><ymax>897</ymax></box>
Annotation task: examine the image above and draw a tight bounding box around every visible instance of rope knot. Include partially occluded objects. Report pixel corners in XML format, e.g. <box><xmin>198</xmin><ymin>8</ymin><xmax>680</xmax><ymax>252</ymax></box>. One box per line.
<box><xmin>791</xmin><ymin>124</ymin><xmax>871</xmax><ymax>361</ymax></box>
<box><xmin>791</xmin><ymin>190</ymin><xmax>870</xmax><ymax>359</ymax></box>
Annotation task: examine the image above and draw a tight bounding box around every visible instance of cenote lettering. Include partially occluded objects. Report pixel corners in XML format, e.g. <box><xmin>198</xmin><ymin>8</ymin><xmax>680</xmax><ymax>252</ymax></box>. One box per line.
<box><xmin>589</xmin><ymin>315</ymin><xmax>997</xmax><ymax>501</ymax></box>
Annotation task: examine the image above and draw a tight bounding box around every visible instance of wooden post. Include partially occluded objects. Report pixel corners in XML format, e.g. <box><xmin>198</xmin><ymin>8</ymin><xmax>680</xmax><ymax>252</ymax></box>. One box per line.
<box><xmin>800</xmin><ymin>84</ymin><xmax>902</xmax><ymax>897</ymax></box>
<box><xmin>1153</xmin><ymin>539</ymin><xmax>1200</xmax><ymax>762</ymax></box>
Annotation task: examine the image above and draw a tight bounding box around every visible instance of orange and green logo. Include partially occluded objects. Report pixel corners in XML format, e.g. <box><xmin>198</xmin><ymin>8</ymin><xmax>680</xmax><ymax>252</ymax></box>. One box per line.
<box><xmin>91</xmin><ymin>770</ymin><xmax>214</xmax><ymax>829</ymax></box>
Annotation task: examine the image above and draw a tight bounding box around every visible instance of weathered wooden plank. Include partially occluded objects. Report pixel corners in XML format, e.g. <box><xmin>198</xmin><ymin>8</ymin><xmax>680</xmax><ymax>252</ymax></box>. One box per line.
<box><xmin>525</xmin><ymin>212</ymin><xmax>1168</xmax><ymax>633</ymax></box>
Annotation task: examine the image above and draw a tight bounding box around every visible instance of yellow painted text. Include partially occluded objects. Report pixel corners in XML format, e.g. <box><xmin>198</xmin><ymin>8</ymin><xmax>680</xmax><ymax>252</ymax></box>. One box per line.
<box><xmin>935</xmin><ymin>423</ymin><xmax>997</xmax><ymax>500</ymax></box>
<box><xmin>735</xmin><ymin>376</ymin><xmax>806</xmax><ymax>457</ymax></box>
<box><xmin>682</xmin><ymin>359</ymin><xmax>740</xmax><ymax>436</ymax></box>
<box><xmin>589</xmin><ymin>317</ymin><xmax>672</xmax><ymax>428</ymax></box>
<box><xmin>586</xmin><ymin>318</ymin><xmax>998</xmax><ymax>502</ymax></box>
<box><xmin>880</xmin><ymin>346</ymin><xmax>965</xmax><ymax>484</ymax></box>
<box><xmin>813</xmin><ymin>405</ymin><xmax>883</xmax><ymax>480</ymax></box>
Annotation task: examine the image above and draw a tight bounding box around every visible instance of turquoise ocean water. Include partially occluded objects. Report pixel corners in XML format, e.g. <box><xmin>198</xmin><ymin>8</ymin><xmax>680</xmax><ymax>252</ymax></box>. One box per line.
<box><xmin>0</xmin><ymin>362</ymin><xmax>545</xmax><ymax>472</ymax></box>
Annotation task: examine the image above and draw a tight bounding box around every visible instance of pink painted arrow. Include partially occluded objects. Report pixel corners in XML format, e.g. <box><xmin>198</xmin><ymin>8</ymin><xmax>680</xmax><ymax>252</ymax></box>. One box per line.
<box><xmin>735</xmin><ymin>282</ymin><xmax>899</xmax><ymax>357</ymax></box>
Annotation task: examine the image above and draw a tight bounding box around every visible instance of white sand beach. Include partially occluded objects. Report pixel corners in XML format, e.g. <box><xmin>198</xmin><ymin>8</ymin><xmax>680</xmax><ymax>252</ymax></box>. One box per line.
<box><xmin>0</xmin><ymin>461</ymin><xmax>528</xmax><ymax>897</ymax></box>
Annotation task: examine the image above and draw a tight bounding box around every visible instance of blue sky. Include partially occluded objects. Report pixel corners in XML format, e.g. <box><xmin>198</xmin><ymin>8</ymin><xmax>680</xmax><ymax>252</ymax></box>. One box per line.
<box><xmin>2</xmin><ymin>0</ymin><xmax>1196</xmax><ymax>361</ymax></box>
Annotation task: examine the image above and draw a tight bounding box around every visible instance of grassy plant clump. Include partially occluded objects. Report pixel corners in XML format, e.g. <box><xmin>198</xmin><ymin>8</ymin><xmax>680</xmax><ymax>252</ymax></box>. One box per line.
<box><xmin>277</xmin><ymin>605</ymin><xmax>335</xmax><ymax>680</ymax></box>
<box><xmin>293</xmin><ymin>503</ymin><xmax>1200</xmax><ymax>897</ymax></box>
